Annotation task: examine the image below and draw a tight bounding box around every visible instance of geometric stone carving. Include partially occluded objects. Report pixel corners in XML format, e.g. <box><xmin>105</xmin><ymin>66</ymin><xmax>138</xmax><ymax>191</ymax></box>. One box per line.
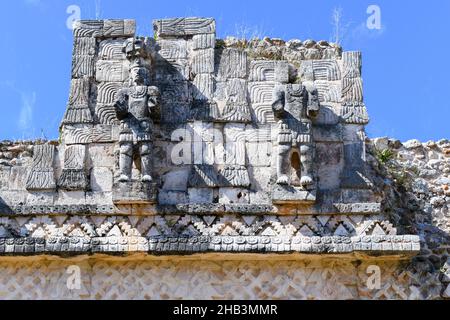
<box><xmin>249</xmin><ymin>82</ymin><xmax>276</xmax><ymax>104</ymax></box>
<box><xmin>191</xmin><ymin>49</ymin><xmax>215</xmax><ymax>75</ymax></box>
<box><xmin>192</xmin><ymin>74</ymin><xmax>214</xmax><ymax>101</ymax></box>
<box><xmin>188</xmin><ymin>165</ymin><xmax>250</xmax><ymax>188</ymax></box>
<box><xmin>342</xmin><ymin>78</ymin><xmax>363</xmax><ymax>102</ymax></box>
<box><xmin>156</xmin><ymin>39</ymin><xmax>188</xmax><ymax>60</ymax></box>
<box><xmin>58</xmin><ymin>145</ymin><xmax>88</xmax><ymax>191</ymax></box>
<box><xmin>103</xmin><ymin>19</ymin><xmax>136</xmax><ymax>38</ymax></box>
<box><xmin>73</xmin><ymin>37</ymin><xmax>96</xmax><ymax>56</ymax></box>
<box><xmin>342</xmin><ymin>51</ymin><xmax>362</xmax><ymax>79</ymax></box>
<box><xmin>99</xmin><ymin>40</ymin><xmax>126</xmax><ymax>60</ymax></box>
<box><xmin>73</xmin><ymin>19</ymin><xmax>135</xmax><ymax>38</ymax></box>
<box><xmin>219</xmin><ymin>79</ymin><xmax>251</xmax><ymax>123</ymax></box>
<box><xmin>340</xmin><ymin>103</ymin><xmax>369</xmax><ymax>125</ymax></box>
<box><xmin>62</xmin><ymin>77</ymin><xmax>93</xmax><ymax>125</ymax></box>
<box><xmin>188</xmin><ymin>165</ymin><xmax>218</xmax><ymax>188</ymax></box>
<box><xmin>72</xmin><ymin>55</ymin><xmax>95</xmax><ymax>78</ymax></box>
<box><xmin>153</xmin><ymin>18</ymin><xmax>216</xmax><ymax>37</ymax></box>
<box><xmin>218</xmin><ymin>165</ymin><xmax>251</xmax><ymax>187</ymax></box>
<box><xmin>96</xmin><ymin>60</ymin><xmax>129</xmax><ymax>82</ymax></box>
<box><xmin>26</xmin><ymin>145</ymin><xmax>56</xmax><ymax>191</ymax></box>
<box><xmin>73</xmin><ymin>20</ymin><xmax>104</xmax><ymax>38</ymax></box>
<box><xmin>312</xmin><ymin>60</ymin><xmax>341</xmax><ymax>81</ymax></box>
<box><xmin>340</xmin><ymin>51</ymin><xmax>367</xmax><ymax>125</ymax></box>
<box><xmin>97</xmin><ymin>82</ymin><xmax>122</xmax><ymax>104</ymax></box>
<box><xmin>217</xmin><ymin>49</ymin><xmax>247</xmax><ymax>79</ymax></box>
<box><xmin>249</xmin><ymin>61</ymin><xmax>289</xmax><ymax>83</ymax></box>
<box><xmin>192</xmin><ymin>33</ymin><xmax>215</xmax><ymax>50</ymax></box>
<box><xmin>315</xmin><ymin>80</ymin><xmax>342</xmax><ymax>103</ymax></box>
<box><xmin>63</xmin><ymin>126</ymin><xmax>113</xmax><ymax>145</ymax></box>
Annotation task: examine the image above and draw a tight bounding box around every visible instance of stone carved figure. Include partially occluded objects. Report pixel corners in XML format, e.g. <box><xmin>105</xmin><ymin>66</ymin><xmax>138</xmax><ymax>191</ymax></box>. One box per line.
<box><xmin>271</xmin><ymin>83</ymin><xmax>320</xmax><ymax>189</ymax></box>
<box><xmin>114</xmin><ymin>38</ymin><xmax>160</xmax><ymax>182</ymax></box>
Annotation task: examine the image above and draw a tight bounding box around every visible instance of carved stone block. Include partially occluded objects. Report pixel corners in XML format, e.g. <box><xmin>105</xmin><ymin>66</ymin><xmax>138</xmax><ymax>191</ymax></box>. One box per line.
<box><xmin>62</xmin><ymin>77</ymin><xmax>93</xmax><ymax>125</ymax></box>
<box><xmin>26</xmin><ymin>145</ymin><xmax>56</xmax><ymax>191</ymax></box>
<box><xmin>72</xmin><ymin>55</ymin><xmax>95</xmax><ymax>78</ymax></box>
<box><xmin>63</xmin><ymin>125</ymin><xmax>113</xmax><ymax>145</ymax></box>
<box><xmin>95</xmin><ymin>60</ymin><xmax>129</xmax><ymax>82</ymax></box>
<box><xmin>73</xmin><ymin>20</ymin><xmax>104</xmax><ymax>38</ymax></box>
<box><xmin>153</xmin><ymin>18</ymin><xmax>216</xmax><ymax>37</ymax></box>
<box><xmin>216</xmin><ymin>49</ymin><xmax>248</xmax><ymax>79</ymax></box>
<box><xmin>340</xmin><ymin>102</ymin><xmax>369</xmax><ymax>125</ymax></box>
<box><xmin>315</xmin><ymin>80</ymin><xmax>341</xmax><ymax>103</ymax></box>
<box><xmin>191</xmin><ymin>48</ymin><xmax>215</xmax><ymax>75</ymax></box>
<box><xmin>192</xmin><ymin>74</ymin><xmax>214</xmax><ymax>101</ymax></box>
<box><xmin>249</xmin><ymin>61</ymin><xmax>289</xmax><ymax>83</ymax></box>
<box><xmin>73</xmin><ymin>37</ymin><xmax>96</xmax><ymax>56</ymax></box>
<box><xmin>154</xmin><ymin>59</ymin><xmax>190</xmax><ymax>82</ymax></box>
<box><xmin>158</xmin><ymin>81</ymin><xmax>190</xmax><ymax>104</ymax></box>
<box><xmin>98</xmin><ymin>39</ymin><xmax>126</xmax><ymax>60</ymax></box>
<box><xmin>342</xmin><ymin>51</ymin><xmax>362</xmax><ymax>79</ymax></box>
<box><xmin>103</xmin><ymin>19</ymin><xmax>136</xmax><ymax>38</ymax></box>
<box><xmin>218</xmin><ymin>165</ymin><xmax>250</xmax><ymax>187</ymax></box>
<box><xmin>113</xmin><ymin>182</ymin><xmax>158</xmax><ymax>204</ymax></box>
<box><xmin>342</xmin><ymin>78</ymin><xmax>363</xmax><ymax>102</ymax></box>
<box><xmin>192</xmin><ymin>33</ymin><xmax>215</xmax><ymax>50</ymax></box>
<box><xmin>156</xmin><ymin>39</ymin><xmax>188</xmax><ymax>60</ymax></box>
<box><xmin>312</xmin><ymin>60</ymin><xmax>341</xmax><ymax>81</ymax></box>
<box><xmin>272</xmin><ymin>185</ymin><xmax>316</xmax><ymax>204</ymax></box>
<box><xmin>58</xmin><ymin>145</ymin><xmax>88</xmax><ymax>191</ymax></box>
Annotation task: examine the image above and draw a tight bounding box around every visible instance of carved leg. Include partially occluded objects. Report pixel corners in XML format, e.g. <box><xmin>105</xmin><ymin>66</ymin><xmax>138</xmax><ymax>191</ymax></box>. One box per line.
<box><xmin>277</xmin><ymin>144</ymin><xmax>291</xmax><ymax>185</ymax></box>
<box><xmin>299</xmin><ymin>144</ymin><xmax>314</xmax><ymax>189</ymax></box>
<box><xmin>119</xmin><ymin>142</ymin><xmax>133</xmax><ymax>182</ymax></box>
<box><xmin>140</xmin><ymin>142</ymin><xmax>153</xmax><ymax>182</ymax></box>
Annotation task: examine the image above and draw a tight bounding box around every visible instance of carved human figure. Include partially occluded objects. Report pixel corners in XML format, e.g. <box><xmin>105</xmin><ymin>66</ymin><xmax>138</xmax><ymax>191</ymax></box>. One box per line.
<box><xmin>114</xmin><ymin>38</ymin><xmax>160</xmax><ymax>183</ymax></box>
<box><xmin>271</xmin><ymin>83</ymin><xmax>319</xmax><ymax>188</ymax></box>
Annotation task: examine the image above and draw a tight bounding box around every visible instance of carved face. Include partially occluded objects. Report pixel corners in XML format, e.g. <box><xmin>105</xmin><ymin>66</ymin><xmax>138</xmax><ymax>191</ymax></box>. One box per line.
<box><xmin>130</xmin><ymin>66</ymin><xmax>149</xmax><ymax>85</ymax></box>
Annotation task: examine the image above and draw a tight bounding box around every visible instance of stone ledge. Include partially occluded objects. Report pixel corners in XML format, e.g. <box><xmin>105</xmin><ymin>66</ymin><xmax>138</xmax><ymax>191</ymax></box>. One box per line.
<box><xmin>0</xmin><ymin>203</ymin><xmax>382</xmax><ymax>216</ymax></box>
<box><xmin>0</xmin><ymin>235</ymin><xmax>420</xmax><ymax>256</ymax></box>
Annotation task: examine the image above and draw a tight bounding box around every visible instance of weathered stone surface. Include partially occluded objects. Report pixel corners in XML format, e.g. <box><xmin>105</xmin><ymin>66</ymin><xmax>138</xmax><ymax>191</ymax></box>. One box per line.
<box><xmin>113</xmin><ymin>182</ymin><xmax>158</xmax><ymax>204</ymax></box>
<box><xmin>153</xmin><ymin>18</ymin><xmax>215</xmax><ymax>37</ymax></box>
<box><xmin>26</xmin><ymin>145</ymin><xmax>56</xmax><ymax>191</ymax></box>
<box><xmin>249</xmin><ymin>60</ymin><xmax>289</xmax><ymax>83</ymax></box>
<box><xmin>1</xmin><ymin>17</ymin><xmax>439</xmax><ymax>300</ymax></box>
<box><xmin>95</xmin><ymin>60</ymin><xmax>129</xmax><ymax>82</ymax></box>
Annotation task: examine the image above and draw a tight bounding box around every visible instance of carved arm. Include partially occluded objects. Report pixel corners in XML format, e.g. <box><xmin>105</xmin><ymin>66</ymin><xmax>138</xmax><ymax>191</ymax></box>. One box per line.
<box><xmin>305</xmin><ymin>85</ymin><xmax>320</xmax><ymax>118</ymax></box>
<box><xmin>113</xmin><ymin>88</ymin><xmax>129</xmax><ymax>121</ymax></box>
<box><xmin>147</xmin><ymin>86</ymin><xmax>161</xmax><ymax>119</ymax></box>
<box><xmin>271</xmin><ymin>85</ymin><xmax>286</xmax><ymax>118</ymax></box>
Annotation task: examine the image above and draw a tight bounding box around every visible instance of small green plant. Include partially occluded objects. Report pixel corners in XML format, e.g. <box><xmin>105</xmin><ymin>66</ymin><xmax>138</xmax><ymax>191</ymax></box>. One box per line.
<box><xmin>375</xmin><ymin>148</ymin><xmax>394</xmax><ymax>164</ymax></box>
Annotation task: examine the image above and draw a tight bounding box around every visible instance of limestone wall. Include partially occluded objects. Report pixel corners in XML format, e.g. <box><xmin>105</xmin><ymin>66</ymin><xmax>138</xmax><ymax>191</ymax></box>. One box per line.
<box><xmin>0</xmin><ymin>17</ymin><xmax>448</xmax><ymax>300</ymax></box>
<box><xmin>0</xmin><ymin>255</ymin><xmax>425</xmax><ymax>300</ymax></box>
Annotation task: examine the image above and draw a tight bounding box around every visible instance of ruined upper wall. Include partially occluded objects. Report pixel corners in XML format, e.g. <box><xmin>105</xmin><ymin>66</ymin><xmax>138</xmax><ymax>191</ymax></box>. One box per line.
<box><xmin>0</xmin><ymin>17</ymin><xmax>419</xmax><ymax>256</ymax></box>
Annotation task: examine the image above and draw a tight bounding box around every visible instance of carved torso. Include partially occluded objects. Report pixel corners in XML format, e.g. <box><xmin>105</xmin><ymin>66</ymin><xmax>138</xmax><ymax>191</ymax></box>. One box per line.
<box><xmin>284</xmin><ymin>84</ymin><xmax>308</xmax><ymax>121</ymax></box>
<box><xmin>128</xmin><ymin>86</ymin><xmax>151</xmax><ymax>121</ymax></box>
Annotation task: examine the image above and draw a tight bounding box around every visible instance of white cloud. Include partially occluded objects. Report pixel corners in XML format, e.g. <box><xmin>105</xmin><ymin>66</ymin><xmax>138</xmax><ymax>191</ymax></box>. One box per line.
<box><xmin>18</xmin><ymin>91</ymin><xmax>36</xmax><ymax>133</ymax></box>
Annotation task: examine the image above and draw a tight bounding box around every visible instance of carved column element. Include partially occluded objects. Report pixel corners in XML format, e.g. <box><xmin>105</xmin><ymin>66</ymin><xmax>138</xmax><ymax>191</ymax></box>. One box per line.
<box><xmin>340</xmin><ymin>51</ymin><xmax>369</xmax><ymax>124</ymax></box>
<box><xmin>112</xmin><ymin>37</ymin><xmax>160</xmax><ymax>204</ymax></box>
<box><xmin>270</xmin><ymin>80</ymin><xmax>320</xmax><ymax>204</ymax></box>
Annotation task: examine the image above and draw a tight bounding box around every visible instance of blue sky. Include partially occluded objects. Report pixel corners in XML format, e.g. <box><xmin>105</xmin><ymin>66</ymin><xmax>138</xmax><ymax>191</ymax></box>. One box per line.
<box><xmin>0</xmin><ymin>0</ymin><xmax>449</xmax><ymax>142</ymax></box>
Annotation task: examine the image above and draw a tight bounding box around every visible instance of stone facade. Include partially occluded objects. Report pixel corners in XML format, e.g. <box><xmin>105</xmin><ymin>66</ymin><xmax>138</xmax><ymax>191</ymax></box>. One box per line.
<box><xmin>0</xmin><ymin>17</ymin><xmax>448</xmax><ymax>300</ymax></box>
